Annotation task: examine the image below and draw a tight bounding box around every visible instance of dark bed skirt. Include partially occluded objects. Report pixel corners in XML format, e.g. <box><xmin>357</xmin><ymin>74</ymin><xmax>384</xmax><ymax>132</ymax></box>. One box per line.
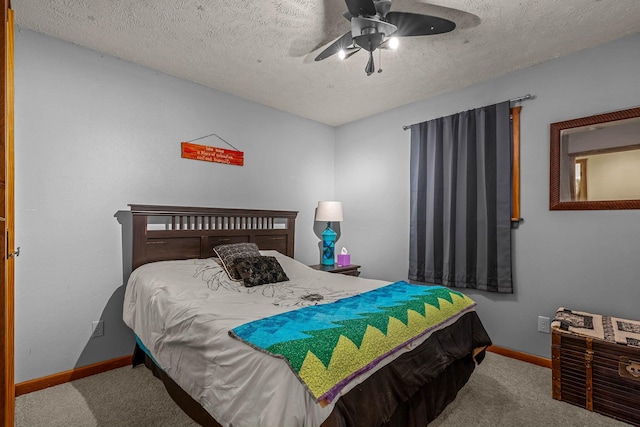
<box><xmin>134</xmin><ymin>346</ymin><xmax>218</xmax><ymax>426</ymax></box>
<box><xmin>132</xmin><ymin>311</ymin><xmax>491</xmax><ymax>427</ymax></box>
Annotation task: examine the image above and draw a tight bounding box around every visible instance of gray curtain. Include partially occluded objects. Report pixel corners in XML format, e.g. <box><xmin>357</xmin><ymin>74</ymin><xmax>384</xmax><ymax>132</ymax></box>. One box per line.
<box><xmin>409</xmin><ymin>101</ymin><xmax>513</xmax><ymax>293</ymax></box>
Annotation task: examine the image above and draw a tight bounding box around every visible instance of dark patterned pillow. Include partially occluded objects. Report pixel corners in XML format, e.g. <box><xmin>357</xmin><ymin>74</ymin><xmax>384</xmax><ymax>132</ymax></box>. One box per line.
<box><xmin>213</xmin><ymin>243</ymin><xmax>261</xmax><ymax>281</ymax></box>
<box><xmin>234</xmin><ymin>256</ymin><xmax>289</xmax><ymax>287</ymax></box>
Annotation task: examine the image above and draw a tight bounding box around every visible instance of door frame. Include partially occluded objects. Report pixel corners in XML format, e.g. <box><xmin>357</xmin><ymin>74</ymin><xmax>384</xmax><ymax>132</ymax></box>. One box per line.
<box><xmin>1</xmin><ymin>0</ymin><xmax>15</xmax><ymax>425</ymax></box>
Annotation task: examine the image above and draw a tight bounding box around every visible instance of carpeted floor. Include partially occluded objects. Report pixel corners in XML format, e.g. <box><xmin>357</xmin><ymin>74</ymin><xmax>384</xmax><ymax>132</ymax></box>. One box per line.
<box><xmin>15</xmin><ymin>352</ymin><xmax>631</xmax><ymax>426</ymax></box>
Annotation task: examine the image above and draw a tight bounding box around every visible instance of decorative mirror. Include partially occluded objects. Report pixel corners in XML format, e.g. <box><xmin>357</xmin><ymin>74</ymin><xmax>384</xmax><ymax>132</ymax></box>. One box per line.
<box><xmin>550</xmin><ymin>106</ymin><xmax>640</xmax><ymax>210</ymax></box>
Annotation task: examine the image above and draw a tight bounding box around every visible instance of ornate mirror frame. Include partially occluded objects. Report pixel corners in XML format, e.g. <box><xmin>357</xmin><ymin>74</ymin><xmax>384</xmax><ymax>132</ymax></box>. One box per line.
<box><xmin>550</xmin><ymin>106</ymin><xmax>640</xmax><ymax>210</ymax></box>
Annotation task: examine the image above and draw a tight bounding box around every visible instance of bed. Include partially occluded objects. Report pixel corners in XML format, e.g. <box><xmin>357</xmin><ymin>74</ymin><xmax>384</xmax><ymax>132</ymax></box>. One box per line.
<box><xmin>123</xmin><ymin>204</ymin><xmax>492</xmax><ymax>427</ymax></box>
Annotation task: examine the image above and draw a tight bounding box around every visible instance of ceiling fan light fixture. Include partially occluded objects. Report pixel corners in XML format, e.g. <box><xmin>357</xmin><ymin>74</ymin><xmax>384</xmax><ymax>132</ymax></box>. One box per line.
<box><xmin>388</xmin><ymin>36</ymin><xmax>399</xmax><ymax>50</ymax></box>
<box><xmin>338</xmin><ymin>49</ymin><xmax>347</xmax><ymax>60</ymax></box>
<box><xmin>351</xmin><ymin>17</ymin><xmax>397</xmax><ymax>52</ymax></box>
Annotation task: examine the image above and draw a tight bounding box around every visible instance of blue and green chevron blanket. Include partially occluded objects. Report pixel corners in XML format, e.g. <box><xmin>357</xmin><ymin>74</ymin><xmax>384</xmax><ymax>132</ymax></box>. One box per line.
<box><xmin>229</xmin><ymin>281</ymin><xmax>476</xmax><ymax>402</ymax></box>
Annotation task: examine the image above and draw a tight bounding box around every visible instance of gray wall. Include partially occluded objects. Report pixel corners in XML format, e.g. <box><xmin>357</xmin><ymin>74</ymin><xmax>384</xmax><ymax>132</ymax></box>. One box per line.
<box><xmin>14</xmin><ymin>29</ymin><xmax>336</xmax><ymax>383</ymax></box>
<box><xmin>334</xmin><ymin>33</ymin><xmax>640</xmax><ymax>358</ymax></box>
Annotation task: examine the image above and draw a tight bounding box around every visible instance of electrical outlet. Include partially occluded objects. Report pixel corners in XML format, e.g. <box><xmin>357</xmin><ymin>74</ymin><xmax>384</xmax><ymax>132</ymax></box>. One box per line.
<box><xmin>538</xmin><ymin>316</ymin><xmax>550</xmax><ymax>334</ymax></box>
<box><xmin>91</xmin><ymin>320</ymin><xmax>104</xmax><ymax>338</ymax></box>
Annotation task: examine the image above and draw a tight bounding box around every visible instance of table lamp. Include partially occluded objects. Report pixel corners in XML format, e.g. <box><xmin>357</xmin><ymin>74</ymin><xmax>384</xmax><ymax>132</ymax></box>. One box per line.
<box><xmin>315</xmin><ymin>201</ymin><xmax>343</xmax><ymax>265</ymax></box>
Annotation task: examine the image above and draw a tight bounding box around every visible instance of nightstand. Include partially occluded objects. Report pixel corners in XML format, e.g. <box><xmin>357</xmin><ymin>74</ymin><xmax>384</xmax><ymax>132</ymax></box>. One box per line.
<box><xmin>308</xmin><ymin>263</ymin><xmax>361</xmax><ymax>277</ymax></box>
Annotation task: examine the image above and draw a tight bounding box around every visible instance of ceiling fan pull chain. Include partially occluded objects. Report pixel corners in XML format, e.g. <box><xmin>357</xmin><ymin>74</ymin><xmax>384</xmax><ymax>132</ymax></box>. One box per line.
<box><xmin>378</xmin><ymin>48</ymin><xmax>383</xmax><ymax>73</ymax></box>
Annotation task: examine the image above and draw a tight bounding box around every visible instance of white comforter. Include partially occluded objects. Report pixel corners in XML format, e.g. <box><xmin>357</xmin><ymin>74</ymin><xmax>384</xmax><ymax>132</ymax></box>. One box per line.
<box><xmin>123</xmin><ymin>251</ymin><xmax>392</xmax><ymax>427</ymax></box>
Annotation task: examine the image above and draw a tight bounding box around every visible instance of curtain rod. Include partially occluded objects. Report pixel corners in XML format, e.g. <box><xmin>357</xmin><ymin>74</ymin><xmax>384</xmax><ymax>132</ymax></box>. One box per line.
<box><xmin>402</xmin><ymin>94</ymin><xmax>534</xmax><ymax>131</ymax></box>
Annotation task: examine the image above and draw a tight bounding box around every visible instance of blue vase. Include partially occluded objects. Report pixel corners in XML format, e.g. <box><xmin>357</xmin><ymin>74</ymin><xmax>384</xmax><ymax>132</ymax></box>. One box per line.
<box><xmin>321</xmin><ymin>223</ymin><xmax>337</xmax><ymax>265</ymax></box>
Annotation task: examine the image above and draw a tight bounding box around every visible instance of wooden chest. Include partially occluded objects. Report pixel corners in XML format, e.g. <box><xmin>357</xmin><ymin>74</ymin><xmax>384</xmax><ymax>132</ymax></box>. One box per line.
<box><xmin>552</xmin><ymin>311</ymin><xmax>640</xmax><ymax>426</ymax></box>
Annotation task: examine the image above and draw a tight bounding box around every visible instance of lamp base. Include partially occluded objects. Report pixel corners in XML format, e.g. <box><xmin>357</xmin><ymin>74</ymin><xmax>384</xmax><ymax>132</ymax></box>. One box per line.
<box><xmin>321</xmin><ymin>223</ymin><xmax>337</xmax><ymax>266</ymax></box>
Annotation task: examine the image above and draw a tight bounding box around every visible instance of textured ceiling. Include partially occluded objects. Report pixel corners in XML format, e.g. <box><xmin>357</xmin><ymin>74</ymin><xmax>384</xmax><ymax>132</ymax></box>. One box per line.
<box><xmin>13</xmin><ymin>0</ymin><xmax>640</xmax><ymax>126</ymax></box>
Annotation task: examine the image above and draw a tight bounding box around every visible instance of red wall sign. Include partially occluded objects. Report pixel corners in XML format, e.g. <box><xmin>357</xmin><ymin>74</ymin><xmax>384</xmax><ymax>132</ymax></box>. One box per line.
<box><xmin>181</xmin><ymin>142</ymin><xmax>244</xmax><ymax>166</ymax></box>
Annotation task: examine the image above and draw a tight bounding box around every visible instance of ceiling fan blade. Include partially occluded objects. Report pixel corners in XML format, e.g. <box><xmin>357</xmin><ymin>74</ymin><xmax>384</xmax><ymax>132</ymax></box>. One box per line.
<box><xmin>344</xmin><ymin>48</ymin><xmax>361</xmax><ymax>59</ymax></box>
<box><xmin>344</xmin><ymin>0</ymin><xmax>377</xmax><ymax>17</ymax></box>
<box><xmin>314</xmin><ymin>31</ymin><xmax>354</xmax><ymax>61</ymax></box>
<box><xmin>342</xmin><ymin>11</ymin><xmax>353</xmax><ymax>20</ymax></box>
<box><xmin>385</xmin><ymin>12</ymin><xmax>456</xmax><ymax>37</ymax></box>
<box><xmin>374</xmin><ymin>0</ymin><xmax>392</xmax><ymax>18</ymax></box>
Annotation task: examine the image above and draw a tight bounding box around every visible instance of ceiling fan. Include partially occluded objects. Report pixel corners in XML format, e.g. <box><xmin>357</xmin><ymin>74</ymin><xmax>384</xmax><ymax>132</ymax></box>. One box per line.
<box><xmin>315</xmin><ymin>0</ymin><xmax>456</xmax><ymax>76</ymax></box>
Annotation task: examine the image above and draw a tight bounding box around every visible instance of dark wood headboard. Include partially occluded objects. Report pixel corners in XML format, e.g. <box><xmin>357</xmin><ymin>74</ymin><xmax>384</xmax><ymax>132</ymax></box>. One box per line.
<box><xmin>130</xmin><ymin>204</ymin><xmax>298</xmax><ymax>271</ymax></box>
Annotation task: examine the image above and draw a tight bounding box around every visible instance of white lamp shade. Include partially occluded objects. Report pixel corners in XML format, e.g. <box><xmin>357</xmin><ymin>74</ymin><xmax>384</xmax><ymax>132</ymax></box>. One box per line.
<box><xmin>315</xmin><ymin>201</ymin><xmax>343</xmax><ymax>222</ymax></box>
